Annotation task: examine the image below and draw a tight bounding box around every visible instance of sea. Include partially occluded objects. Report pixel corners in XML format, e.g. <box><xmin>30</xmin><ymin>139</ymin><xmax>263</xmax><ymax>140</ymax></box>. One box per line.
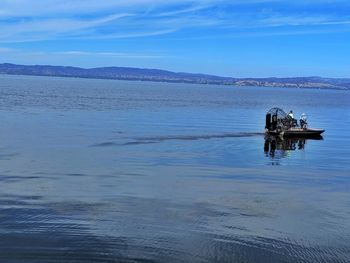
<box><xmin>0</xmin><ymin>74</ymin><xmax>349</xmax><ymax>263</ymax></box>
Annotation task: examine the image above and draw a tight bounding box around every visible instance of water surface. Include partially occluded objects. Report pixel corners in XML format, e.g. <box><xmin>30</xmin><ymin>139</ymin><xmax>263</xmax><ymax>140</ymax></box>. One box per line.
<box><xmin>0</xmin><ymin>74</ymin><xmax>349</xmax><ymax>262</ymax></box>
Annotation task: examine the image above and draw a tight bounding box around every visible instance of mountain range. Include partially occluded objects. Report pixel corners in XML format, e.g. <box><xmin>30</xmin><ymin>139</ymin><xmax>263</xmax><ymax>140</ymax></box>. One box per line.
<box><xmin>0</xmin><ymin>63</ymin><xmax>349</xmax><ymax>90</ymax></box>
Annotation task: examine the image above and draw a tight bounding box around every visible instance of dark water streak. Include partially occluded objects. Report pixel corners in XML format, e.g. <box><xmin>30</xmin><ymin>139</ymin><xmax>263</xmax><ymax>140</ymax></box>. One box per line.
<box><xmin>91</xmin><ymin>132</ymin><xmax>264</xmax><ymax>147</ymax></box>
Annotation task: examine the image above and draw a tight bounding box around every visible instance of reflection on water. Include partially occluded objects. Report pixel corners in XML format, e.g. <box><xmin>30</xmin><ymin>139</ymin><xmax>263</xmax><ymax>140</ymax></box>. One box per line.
<box><xmin>264</xmin><ymin>136</ymin><xmax>323</xmax><ymax>165</ymax></box>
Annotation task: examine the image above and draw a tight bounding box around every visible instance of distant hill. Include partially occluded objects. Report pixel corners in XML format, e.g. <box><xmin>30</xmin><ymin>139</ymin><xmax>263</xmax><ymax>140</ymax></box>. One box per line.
<box><xmin>0</xmin><ymin>63</ymin><xmax>349</xmax><ymax>90</ymax></box>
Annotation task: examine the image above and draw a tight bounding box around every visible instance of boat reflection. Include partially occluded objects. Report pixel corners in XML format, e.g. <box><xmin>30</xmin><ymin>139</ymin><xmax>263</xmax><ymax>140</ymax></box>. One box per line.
<box><xmin>264</xmin><ymin>135</ymin><xmax>323</xmax><ymax>165</ymax></box>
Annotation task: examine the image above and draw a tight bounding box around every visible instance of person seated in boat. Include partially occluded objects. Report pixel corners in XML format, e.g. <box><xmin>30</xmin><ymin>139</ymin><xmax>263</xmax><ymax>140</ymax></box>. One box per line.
<box><xmin>299</xmin><ymin>113</ymin><xmax>308</xmax><ymax>129</ymax></box>
<box><xmin>288</xmin><ymin>110</ymin><xmax>294</xmax><ymax>119</ymax></box>
<box><xmin>287</xmin><ymin>110</ymin><xmax>297</xmax><ymax>127</ymax></box>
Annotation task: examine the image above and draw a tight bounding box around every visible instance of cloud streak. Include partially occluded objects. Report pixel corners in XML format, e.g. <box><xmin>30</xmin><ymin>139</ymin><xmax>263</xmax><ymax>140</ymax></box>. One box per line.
<box><xmin>58</xmin><ymin>50</ymin><xmax>166</xmax><ymax>59</ymax></box>
<box><xmin>0</xmin><ymin>0</ymin><xmax>349</xmax><ymax>43</ymax></box>
<box><xmin>0</xmin><ymin>47</ymin><xmax>165</xmax><ymax>59</ymax></box>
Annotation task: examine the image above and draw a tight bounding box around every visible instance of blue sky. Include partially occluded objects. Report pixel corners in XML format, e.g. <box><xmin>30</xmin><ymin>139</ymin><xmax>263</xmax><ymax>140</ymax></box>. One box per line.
<box><xmin>0</xmin><ymin>0</ymin><xmax>349</xmax><ymax>77</ymax></box>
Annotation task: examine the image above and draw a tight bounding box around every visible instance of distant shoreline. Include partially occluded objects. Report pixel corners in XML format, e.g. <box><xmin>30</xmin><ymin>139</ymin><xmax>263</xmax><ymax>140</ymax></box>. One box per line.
<box><xmin>0</xmin><ymin>63</ymin><xmax>349</xmax><ymax>91</ymax></box>
<box><xmin>2</xmin><ymin>73</ymin><xmax>349</xmax><ymax>93</ymax></box>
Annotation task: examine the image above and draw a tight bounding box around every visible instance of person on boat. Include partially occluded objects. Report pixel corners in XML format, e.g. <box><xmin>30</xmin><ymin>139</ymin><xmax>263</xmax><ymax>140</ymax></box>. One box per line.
<box><xmin>287</xmin><ymin>110</ymin><xmax>296</xmax><ymax>127</ymax></box>
<box><xmin>288</xmin><ymin>110</ymin><xmax>294</xmax><ymax>119</ymax></box>
<box><xmin>299</xmin><ymin>113</ymin><xmax>308</xmax><ymax>129</ymax></box>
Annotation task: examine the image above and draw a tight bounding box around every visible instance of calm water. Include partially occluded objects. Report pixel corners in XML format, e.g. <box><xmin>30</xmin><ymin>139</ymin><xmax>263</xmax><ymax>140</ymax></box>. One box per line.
<box><xmin>0</xmin><ymin>74</ymin><xmax>349</xmax><ymax>263</ymax></box>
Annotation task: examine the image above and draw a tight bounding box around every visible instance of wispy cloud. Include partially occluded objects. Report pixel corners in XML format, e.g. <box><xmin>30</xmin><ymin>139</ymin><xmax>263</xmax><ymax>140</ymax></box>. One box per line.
<box><xmin>0</xmin><ymin>1</ymin><xmax>193</xmax><ymax>42</ymax></box>
<box><xmin>58</xmin><ymin>50</ymin><xmax>166</xmax><ymax>59</ymax></box>
<box><xmin>0</xmin><ymin>47</ymin><xmax>165</xmax><ymax>59</ymax></box>
<box><xmin>259</xmin><ymin>15</ymin><xmax>350</xmax><ymax>27</ymax></box>
<box><xmin>0</xmin><ymin>13</ymin><xmax>134</xmax><ymax>42</ymax></box>
<box><xmin>0</xmin><ymin>0</ymin><xmax>202</xmax><ymax>17</ymax></box>
<box><xmin>0</xmin><ymin>47</ymin><xmax>16</xmax><ymax>52</ymax></box>
<box><xmin>0</xmin><ymin>0</ymin><xmax>349</xmax><ymax>43</ymax></box>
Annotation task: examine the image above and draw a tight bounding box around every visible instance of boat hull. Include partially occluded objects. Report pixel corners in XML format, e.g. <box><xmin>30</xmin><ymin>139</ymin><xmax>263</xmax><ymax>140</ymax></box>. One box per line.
<box><xmin>266</xmin><ymin>128</ymin><xmax>325</xmax><ymax>137</ymax></box>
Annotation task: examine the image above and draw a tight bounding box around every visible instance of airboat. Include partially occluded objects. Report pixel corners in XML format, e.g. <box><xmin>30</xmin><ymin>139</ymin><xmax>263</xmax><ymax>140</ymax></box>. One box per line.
<box><xmin>265</xmin><ymin>107</ymin><xmax>325</xmax><ymax>137</ymax></box>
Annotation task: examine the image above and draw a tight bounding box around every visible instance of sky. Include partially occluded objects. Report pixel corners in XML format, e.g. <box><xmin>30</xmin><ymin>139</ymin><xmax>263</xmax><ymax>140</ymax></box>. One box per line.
<box><xmin>0</xmin><ymin>0</ymin><xmax>349</xmax><ymax>78</ymax></box>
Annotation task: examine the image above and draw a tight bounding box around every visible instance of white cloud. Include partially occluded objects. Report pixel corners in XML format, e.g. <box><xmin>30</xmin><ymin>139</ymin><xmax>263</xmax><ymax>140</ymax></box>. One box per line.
<box><xmin>0</xmin><ymin>0</ymin><xmax>349</xmax><ymax>42</ymax></box>
<box><xmin>0</xmin><ymin>47</ymin><xmax>166</xmax><ymax>59</ymax></box>
<box><xmin>0</xmin><ymin>1</ymin><xmax>224</xmax><ymax>42</ymax></box>
<box><xmin>0</xmin><ymin>0</ymin><xmax>200</xmax><ymax>17</ymax></box>
<box><xmin>58</xmin><ymin>50</ymin><xmax>165</xmax><ymax>59</ymax></box>
<box><xmin>260</xmin><ymin>15</ymin><xmax>350</xmax><ymax>27</ymax></box>
<box><xmin>0</xmin><ymin>47</ymin><xmax>15</xmax><ymax>52</ymax></box>
<box><xmin>2</xmin><ymin>13</ymin><xmax>132</xmax><ymax>34</ymax></box>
